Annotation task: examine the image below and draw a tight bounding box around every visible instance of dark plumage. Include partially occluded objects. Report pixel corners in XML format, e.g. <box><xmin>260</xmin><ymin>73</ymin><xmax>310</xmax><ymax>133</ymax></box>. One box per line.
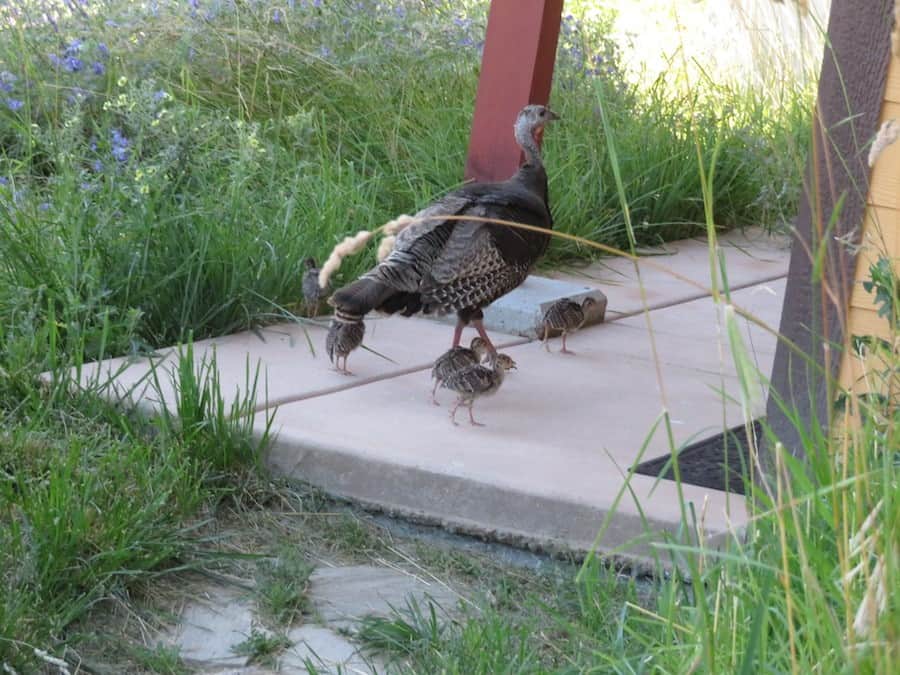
<box><xmin>539</xmin><ymin>297</ymin><xmax>597</xmax><ymax>354</ymax></box>
<box><xmin>329</xmin><ymin>104</ymin><xmax>558</xmax><ymax>354</ymax></box>
<box><xmin>430</xmin><ymin>337</ymin><xmax>489</xmax><ymax>405</ymax></box>
<box><xmin>302</xmin><ymin>257</ymin><xmax>327</xmax><ymax>316</ymax></box>
<box><xmin>441</xmin><ymin>355</ymin><xmax>516</xmax><ymax>426</ymax></box>
<box><xmin>325</xmin><ymin>313</ymin><xmax>365</xmax><ymax>375</ymax></box>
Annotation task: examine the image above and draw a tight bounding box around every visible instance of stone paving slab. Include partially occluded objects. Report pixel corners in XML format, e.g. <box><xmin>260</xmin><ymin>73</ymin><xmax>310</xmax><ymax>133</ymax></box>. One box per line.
<box><xmin>309</xmin><ymin>564</ymin><xmax>462</xmax><ymax>630</ymax></box>
<box><xmin>57</xmin><ymin>317</ymin><xmax>522</xmax><ymax>415</ymax></box>
<box><xmin>164</xmin><ymin>565</ymin><xmax>452</xmax><ymax>673</ymax></box>
<box><xmin>545</xmin><ymin>227</ymin><xmax>790</xmax><ymax>319</ymax></box>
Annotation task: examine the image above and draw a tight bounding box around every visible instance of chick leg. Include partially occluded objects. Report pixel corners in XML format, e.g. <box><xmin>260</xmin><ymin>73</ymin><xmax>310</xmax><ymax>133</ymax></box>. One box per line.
<box><xmin>339</xmin><ymin>356</ymin><xmax>355</xmax><ymax>376</ymax></box>
<box><xmin>467</xmin><ymin>401</ymin><xmax>485</xmax><ymax>427</ymax></box>
<box><xmin>431</xmin><ymin>379</ymin><xmax>441</xmax><ymax>406</ymax></box>
<box><xmin>449</xmin><ymin>398</ymin><xmax>462</xmax><ymax>426</ymax></box>
<box><xmin>560</xmin><ymin>332</ymin><xmax>576</xmax><ymax>355</ymax></box>
<box><xmin>543</xmin><ymin>325</ymin><xmax>551</xmax><ymax>352</ymax></box>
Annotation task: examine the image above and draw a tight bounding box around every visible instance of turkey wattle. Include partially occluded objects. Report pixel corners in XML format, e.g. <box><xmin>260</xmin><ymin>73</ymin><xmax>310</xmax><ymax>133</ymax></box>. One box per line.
<box><xmin>328</xmin><ymin>104</ymin><xmax>558</xmax><ymax>354</ymax></box>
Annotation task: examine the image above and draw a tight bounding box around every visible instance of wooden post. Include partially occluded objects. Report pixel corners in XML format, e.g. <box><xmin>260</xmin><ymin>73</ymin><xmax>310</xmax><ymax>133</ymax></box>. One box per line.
<box><xmin>765</xmin><ymin>0</ymin><xmax>892</xmax><ymax>463</ymax></box>
<box><xmin>464</xmin><ymin>0</ymin><xmax>564</xmax><ymax>183</ymax></box>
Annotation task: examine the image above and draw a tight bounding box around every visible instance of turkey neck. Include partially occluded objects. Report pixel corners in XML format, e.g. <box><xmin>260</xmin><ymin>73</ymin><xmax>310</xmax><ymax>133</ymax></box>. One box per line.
<box><xmin>512</xmin><ymin>122</ymin><xmax>549</xmax><ymax>204</ymax></box>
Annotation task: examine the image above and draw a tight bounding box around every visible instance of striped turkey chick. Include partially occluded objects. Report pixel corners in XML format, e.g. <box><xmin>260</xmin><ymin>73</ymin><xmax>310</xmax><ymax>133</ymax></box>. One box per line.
<box><xmin>430</xmin><ymin>337</ymin><xmax>489</xmax><ymax>405</ymax></box>
<box><xmin>302</xmin><ymin>257</ymin><xmax>328</xmax><ymax>317</ymax></box>
<box><xmin>493</xmin><ymin>353</ymin><xmax>518</xmax><ymax>371</ymax></box>
<box><xmin>539</xmin><ymin>297</ymin><xmax>597</xmax><ymax>354</ymax></box>
<box><xmin>326</xmin><ymin>313</ymin><xmax>365</xmax><ymax>375</ymax></box>
<box><xmin>440</xmin><ymin>354</ymin><xmax>516</xmax><ymax>426</ymax></box>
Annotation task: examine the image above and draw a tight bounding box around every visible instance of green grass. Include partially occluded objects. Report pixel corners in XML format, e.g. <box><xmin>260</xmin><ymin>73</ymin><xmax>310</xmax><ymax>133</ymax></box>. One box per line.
<box><xmin>0</xmin><ymin>0</ymin><xmax>809</xmax><ymax>357</ymax></box>
<box><xmin>3</xmin><ymin>1</ymin><xmax>894</xmax><ymax>674</ymax></box>
<box><xmin>232</xmin><ymin>628</ymin><xmax>292</xmax><ymax>668</ymax></box>
<box><xmin>255</xmin><ymin>545</ymin><xmax>315</xmax><ymax>626</ymax></box>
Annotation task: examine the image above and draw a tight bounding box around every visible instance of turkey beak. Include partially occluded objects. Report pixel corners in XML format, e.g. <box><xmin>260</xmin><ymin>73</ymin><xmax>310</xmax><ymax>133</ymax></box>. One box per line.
<box><xmin>545</xmin><ymin>109</ymin><xmax>560</xmax><ymax>122</ymax></box>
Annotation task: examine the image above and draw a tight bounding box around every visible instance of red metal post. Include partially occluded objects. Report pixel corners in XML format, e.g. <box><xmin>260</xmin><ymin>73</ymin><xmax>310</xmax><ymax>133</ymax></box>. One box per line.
<box><xmin>464</xmin><ymin>0</ymin><xmax>564</xmax><ymax>183</ymax></box>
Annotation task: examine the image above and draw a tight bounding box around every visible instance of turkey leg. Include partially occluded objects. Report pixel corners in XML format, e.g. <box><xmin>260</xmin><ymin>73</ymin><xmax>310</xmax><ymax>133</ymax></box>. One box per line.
<box><xmin>472</xmin><ymin>319</ymin><xmax>497</xmax><ymax>355</ymax></box>
<box><xmin>451</xmin><ymin>320</ymin><xmax>465</xmax><ymax>348</ymax></box>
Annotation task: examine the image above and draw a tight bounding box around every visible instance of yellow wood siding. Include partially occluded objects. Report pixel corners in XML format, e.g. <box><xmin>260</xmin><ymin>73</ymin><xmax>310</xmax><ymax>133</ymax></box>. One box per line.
<box><xmin>838</xmin><ymin>49</ymin><xmax>900</xmax><ymax>397</ymax></box>
<box><xmin>883</xmin><ymin>52</ymin><xmax>900</xmax><ymax>104</ymax></box>
<box><xmin>868</xmin><ymin>102</ymin><xmax>900</xmax><ymax>208</ymax></box>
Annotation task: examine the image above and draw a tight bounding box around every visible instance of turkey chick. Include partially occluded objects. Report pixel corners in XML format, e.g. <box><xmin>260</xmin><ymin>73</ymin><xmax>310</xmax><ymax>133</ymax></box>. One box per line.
<box><xmin>326</xmin><ymin>313</ymin><xmax>365</xmax><ymax>375</ymax></box>
<box><xmin>302</xmin><ymin>257</ymin><xmax>328</xmax><ymax>317</ymax></box>
<box><xmin>430</xmin><ymin>337</ymin><xmax>489</xmax><ymax>405</ymax></box>
<box><xmin>441</xmin><ymin>354</ymin><xmax>516</xmax><ymax>426</ymax></box>
<box><xmin>539</xmin><ymin>297</ymin><xmax>597</xmax><ymax>354</ymax></box>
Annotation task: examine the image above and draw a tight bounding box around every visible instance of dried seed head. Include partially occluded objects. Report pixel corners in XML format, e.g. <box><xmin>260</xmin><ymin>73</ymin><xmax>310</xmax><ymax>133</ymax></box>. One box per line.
<box><xmin>868</xmin><ymin>119</ymin><xmax>900</xmax><ymax>168</ymax></box>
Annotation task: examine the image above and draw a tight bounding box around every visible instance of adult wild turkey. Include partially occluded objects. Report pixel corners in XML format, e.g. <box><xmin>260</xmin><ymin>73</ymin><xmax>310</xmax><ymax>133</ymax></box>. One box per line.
<box><xmin>328</xmin><ymin>104</ymin><xmax>558</xmax><ymax>354</ymax></box>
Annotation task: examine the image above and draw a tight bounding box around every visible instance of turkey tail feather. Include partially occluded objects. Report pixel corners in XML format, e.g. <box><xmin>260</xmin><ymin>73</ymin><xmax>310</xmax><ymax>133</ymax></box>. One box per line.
<box><xmin>330</xmin><ymin>276</ymin><xmax>423</xmax><ymax>318</ymax></box>
<box><xmin>329</xmin><ymin>277</ymin><xmax>393</xmax><ymax>317</ymax></box>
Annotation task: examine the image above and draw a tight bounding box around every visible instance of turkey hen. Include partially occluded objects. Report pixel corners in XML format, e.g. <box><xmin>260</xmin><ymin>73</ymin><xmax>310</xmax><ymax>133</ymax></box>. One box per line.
<box><xmin>329</xmin><ymin>104</ymin><xmax>558</xmax><ymax>354</ymax></box>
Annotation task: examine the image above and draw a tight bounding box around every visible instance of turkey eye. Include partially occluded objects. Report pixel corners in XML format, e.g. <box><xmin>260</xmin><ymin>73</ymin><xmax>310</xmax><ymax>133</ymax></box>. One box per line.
<box><xmin>539</xmin><ymin>110</ymin><xmax>545</xmax><ymax>117</ymax></box>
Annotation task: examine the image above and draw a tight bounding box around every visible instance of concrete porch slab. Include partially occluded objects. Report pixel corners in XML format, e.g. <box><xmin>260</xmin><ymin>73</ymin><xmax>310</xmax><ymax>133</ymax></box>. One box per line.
<box><xmin>54</xmin><ymin>228</ymin><xmax>788</xmax><ymax>566</ymax></box>
<box><xmin>59</xmin><ymin>317</ymin><xmax>523</xmax><ymax>415</ymax></box>
<box><xmin>261</xmin><ymin>282</ymin><xmax>780</xmax><ymax>562</ymax></box>
<box><xmin>545</xmin><ymin>227</ymin><xmax>790</xmax><ymax>319</ymax></box>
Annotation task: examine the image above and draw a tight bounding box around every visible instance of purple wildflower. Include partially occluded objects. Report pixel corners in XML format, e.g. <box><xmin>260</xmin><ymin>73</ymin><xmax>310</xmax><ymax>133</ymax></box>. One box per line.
<box><xmin>152</xmin><ymin>89</ymin><xmax>167</xmax><ymax>102</ymax></box>
<box><xmin>0</xmin><ymin>71</ymin><xmax>15</xmax><ymax>93</ymax></box>
<box><xmin>318</xmin><ymin>45</ymin><xmax>332</xmax><ymax>59</ymax></box>
<box><xmin>49</xmin><ymin>53</ymin><xmax>63</xmax><ymax>68</ymax></box>
<box><xmin>313</xmin><ymin>0</ymin><xmax>322</xmax><ymax>7</ymax></box>
<box><xmin>65</xmin><ymin>38</ymin><xmax>83</xmax><ymax>56</ymax></box>
<box><xmin>64</xmin><ymin>56</ymin><xmax>83</xmax><ymax>72</ymax></box>
<box><xmin>39</xmin><ymin>202</ymin><xmax>50</xmax><ymax>212</ymax></box>
<box><xmin>97</xmin><ymin>42</ymin><xmax>109</xmax><ymax>58</ymax></box>
<box><xmin>92</xmin><ymin>61</ymin><xmax>105</xmax><ymax>75</ymax></box>
<box><xmin>80</xmin><ymin>182</ymin><xmax>93</xmax><ymax>191</ymax></box>
<box><xmin>111</xmin><ymin>128</ymin><xmax>130</xmax><ymax>162</ymax></box>
<box><xmin>4</xmin><ymin>98</ymin><xmax>24</xmax><ymax>111</ymax></box>
<box><xmin>272</xmin><ymin>8</ymin><xmax>282</xmax><ymax>23</ymax></box>
<box><xmin>92</xmin><ymin>159</ymin><xmax>103</xmax><ymax>172</ymax></box>
<box><xmin>0</xmin><ymin>176</ymin><xmax>8</xmax><ymax>186</ymax></box>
